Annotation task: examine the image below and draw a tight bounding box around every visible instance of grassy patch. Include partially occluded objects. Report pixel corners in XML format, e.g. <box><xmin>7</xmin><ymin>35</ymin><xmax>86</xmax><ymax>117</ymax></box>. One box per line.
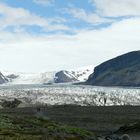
<box><xmin>0</xmin><ymin>114</ymin><xmax>95</xmax><ymax>140</ymax></box>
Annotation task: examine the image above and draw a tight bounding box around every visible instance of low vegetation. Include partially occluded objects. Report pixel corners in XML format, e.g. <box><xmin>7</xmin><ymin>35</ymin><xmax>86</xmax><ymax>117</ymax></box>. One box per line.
<box><xmin>0</xmin><ymin>113</ymin><xmax>95</xmax><ymax>140</ymax></box>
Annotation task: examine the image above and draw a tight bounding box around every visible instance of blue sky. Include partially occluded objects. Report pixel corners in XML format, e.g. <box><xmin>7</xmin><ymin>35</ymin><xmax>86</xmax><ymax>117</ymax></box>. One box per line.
<box><xmin>1</xmin><ymin>0</ymin><xmax>125</xmax><ymax>35</ymax></box>
<box><xmin>0</xmin><ymin>0</ymin><xmax>140</xmax><ymax>72</ymax></box>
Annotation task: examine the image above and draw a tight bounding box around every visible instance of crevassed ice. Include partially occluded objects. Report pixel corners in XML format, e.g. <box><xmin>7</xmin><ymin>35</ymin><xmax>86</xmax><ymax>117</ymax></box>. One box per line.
<box><xmin>0</xmin><ymin>85</ymin><xmax>140</xmax><ymax>106</ymax></box>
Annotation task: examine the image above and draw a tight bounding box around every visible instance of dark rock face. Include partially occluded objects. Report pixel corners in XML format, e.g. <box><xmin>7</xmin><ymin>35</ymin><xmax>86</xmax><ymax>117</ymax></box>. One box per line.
<box><xmin>0</xmin><ymin>72</ymin><xmax>8</xmax><ymax>84</ymax></box>
<box><xmin>86</xmin><ymin>51</ymin><xmax>140</xmax><ymax>86</ymax></box>
<box><xmin>54</xmin><ymin>70</ymin><xmax>78</xmax><ymax>83</ymax></box>
<box><xmin>7</xmin><ymin>74</ymin><xmax>19</xmax><ymax>79</ymax></box>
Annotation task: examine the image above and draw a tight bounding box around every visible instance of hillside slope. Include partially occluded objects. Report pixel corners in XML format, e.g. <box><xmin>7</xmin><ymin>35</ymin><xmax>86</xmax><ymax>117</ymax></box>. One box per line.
<box><xmin>86</xmin><ymin>51</ymin><xmax>140</xmax><ymax>86</ymax></box>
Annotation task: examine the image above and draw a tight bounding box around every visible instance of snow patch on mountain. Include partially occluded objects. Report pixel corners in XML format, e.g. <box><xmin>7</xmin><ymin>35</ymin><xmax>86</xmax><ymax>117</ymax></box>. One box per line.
<box><xmin>72</xmin><ymin>65</ymin><xmax>94</xmax><ymax>81</ymax></box>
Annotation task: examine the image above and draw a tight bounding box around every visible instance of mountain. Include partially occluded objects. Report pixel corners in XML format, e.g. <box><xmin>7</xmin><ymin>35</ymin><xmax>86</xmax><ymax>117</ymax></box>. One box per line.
<box><xmin>2</xmin><ymin>66</ymin><xmax>94</xmax><ymax>84</ymax></box>
<box><xmin>86</xmin><ymin>51</ymin><xmax>140</xmax><ymax>86</ymax></box>
<box><xmin>54</xmin><ymin>66</ymin><xmax>94</xmax><ymax>83</ymax></box>
<box><xmin>54</xmin><ymin>70</ymin><xmax>78</xmax><ymax>83</ymax></box>
<box><xmin>0</xmin><ymin>72</ymin><xmax>8</xmax><ymax>84</ymax></box>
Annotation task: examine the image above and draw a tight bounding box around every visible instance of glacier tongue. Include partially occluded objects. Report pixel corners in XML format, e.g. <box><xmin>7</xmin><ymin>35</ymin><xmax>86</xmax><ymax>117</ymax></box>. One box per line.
<box><xmin>4</xmin><ymin>72</ymin><xmax>56</xmax><ymax>85</ymax></box>
<box><xmin>0</xmin><ymin>85</ymin><xmax>140</xmax><ymax>106</ymax></box>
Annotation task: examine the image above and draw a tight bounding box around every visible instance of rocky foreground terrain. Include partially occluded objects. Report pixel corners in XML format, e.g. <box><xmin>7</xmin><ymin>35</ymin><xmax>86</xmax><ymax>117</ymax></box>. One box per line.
<box><xmin>0</xmin><ymin>109</ymin><xmax>95</xmax><ymax>140</ymax></box>
<box><xmin>0</xmin><ymin>105</ymin><xmax>138</xmax><ymax>140</ymax></box>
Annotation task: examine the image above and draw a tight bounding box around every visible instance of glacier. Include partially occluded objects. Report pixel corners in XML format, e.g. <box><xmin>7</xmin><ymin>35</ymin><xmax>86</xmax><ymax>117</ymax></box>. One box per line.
<box><xmin>0</xmin><ymin>85</ymin><xmax>140</xmax><ymax>106</ymax></box>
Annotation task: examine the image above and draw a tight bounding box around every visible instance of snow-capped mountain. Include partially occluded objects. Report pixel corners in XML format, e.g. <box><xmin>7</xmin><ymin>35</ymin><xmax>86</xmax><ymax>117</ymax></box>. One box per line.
<box><xmin>54</xmin><ymin>70</ymin><xmax>79</xmax><ymax>83</ymax></box>
<box><xmin>1</xmin><ymin>66</ymin><xmax>94</xmax><ymax>85</ymax></box>
<box><xmin>54</xmin><ymin>66</ymin><xmax>94</xmax><ymax>83</ymax></box>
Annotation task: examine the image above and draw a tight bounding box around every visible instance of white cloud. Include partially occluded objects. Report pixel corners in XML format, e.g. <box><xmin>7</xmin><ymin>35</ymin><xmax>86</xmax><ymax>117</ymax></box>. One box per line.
<box><xmin>67</xmin><ymin>7</ymin><xmax>113</xmax><ymax>24</ymax></box>
<box><xmin>0</xmin><ymin>1</ymin><xmax>139</xmax><ymax>72</ymax></box>
<box><xmin>0</xmin><ymin>2</ymin><xmax>68</xmax><ymax>31</ymax></box>
<box><xmin>91</xmin><ymin>0</ymin><xmax>140</xmax><ymax>17</ymax></box>
<box><xmin>0</xmin><ymin>18</ymin><xmax>140</xmax><ymax>72</ymax></box>
<box><xmin>33</xmin><ymin>0</ymin><xmax>54</xmax><ymax>7</ymax></box>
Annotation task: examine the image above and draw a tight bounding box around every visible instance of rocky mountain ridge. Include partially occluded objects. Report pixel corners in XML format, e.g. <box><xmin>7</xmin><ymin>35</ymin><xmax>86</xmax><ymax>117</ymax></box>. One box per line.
<box><xmin>0</xmin><ymin>72</ymin><xmax>8</xmax><ymax>84</ymax></box>
<box><xmin>86</xmin><ymin>51</ymin><xmax>140</xmax><ymax>86</ymax></box>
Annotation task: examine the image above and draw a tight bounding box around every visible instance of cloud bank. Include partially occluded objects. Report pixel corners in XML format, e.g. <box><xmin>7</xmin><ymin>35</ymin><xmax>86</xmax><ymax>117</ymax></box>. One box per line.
<box><xmin>0</xmin><ymin>1</ymin><xmax>139</xmax><ymax>72</ymax></box>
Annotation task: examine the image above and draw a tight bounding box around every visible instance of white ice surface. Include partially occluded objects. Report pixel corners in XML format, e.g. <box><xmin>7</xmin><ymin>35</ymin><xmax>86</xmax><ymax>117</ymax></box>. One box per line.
<box><xmin>0</xmin><ymin>85</ymin><xmax>140</xmax><ymax>106</ymax></box>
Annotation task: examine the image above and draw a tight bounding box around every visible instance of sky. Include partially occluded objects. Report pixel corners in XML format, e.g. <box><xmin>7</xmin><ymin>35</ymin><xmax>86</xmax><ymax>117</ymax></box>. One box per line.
<box><xmin>0</xmin><ymin>0</ymin><xmax>140</xmax><ymax>72</ymax></box>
